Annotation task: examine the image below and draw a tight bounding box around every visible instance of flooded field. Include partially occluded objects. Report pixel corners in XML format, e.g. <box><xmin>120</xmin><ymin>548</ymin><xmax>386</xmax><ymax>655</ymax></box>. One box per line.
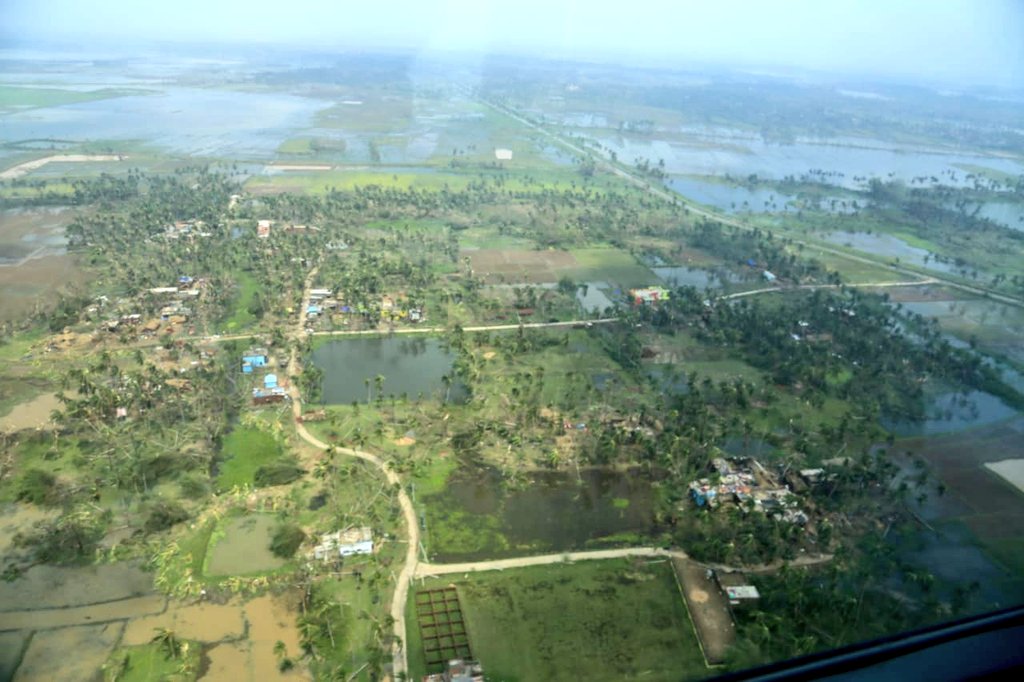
<box><xmin>0</xmin><ymin>207</ymin><xmax>88</xmax><ymax>320</ymax></box>
<box><xmin>0</xmin><ymin>539</ymin><xmax>304</xmax><ymax>681</ymax></box>
<box><xmin>311</xmin><ymin>336</ymin><xmax>463</xmax><ymax>404</ymax></box>
<box><xmin>422</xmin><ymin>464</ymin><xmax>662</xmax><ymax>562</ymax></box>
<box><xmin>590</xmin><ymin>130</ymin><xmax>1024</xmax><ymax>188</ymax></box>
<box><xmin>884</xmin><ymin>389</ymin><xmax>1018</xmax><ymax>437</ymax></box>
<box><xmin>819</xmin><ymin>231</ymin><xmax>959</xmax><ymax>274</ymax></box>
<box><xmin>1</xmin><ymin>87</ymin><xmax>326</xmax><ymax>159</ymax></box>
<box><xmin>205</xmin><ymin>514</ymin><xmax>285</xmax><ymax>576</ymax></box>
<box><xmin>667</xmin><ymin>176</ymin><xmax>798</xmax><ymax>213</ymax></box>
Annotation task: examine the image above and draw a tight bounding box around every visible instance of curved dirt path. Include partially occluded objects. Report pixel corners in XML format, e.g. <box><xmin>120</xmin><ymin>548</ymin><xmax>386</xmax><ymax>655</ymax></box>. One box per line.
<box><xmin>287</xmin><ymin>267</ymin><xmax>418</xmax><ymax>678</ymax></box>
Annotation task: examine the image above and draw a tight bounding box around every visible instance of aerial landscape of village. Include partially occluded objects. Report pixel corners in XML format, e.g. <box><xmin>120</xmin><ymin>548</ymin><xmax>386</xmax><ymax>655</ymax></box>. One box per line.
<box><xmin>1</xmin><ymin>2</ymin><xmax>1023</xmax><ymax>681</ymax></box>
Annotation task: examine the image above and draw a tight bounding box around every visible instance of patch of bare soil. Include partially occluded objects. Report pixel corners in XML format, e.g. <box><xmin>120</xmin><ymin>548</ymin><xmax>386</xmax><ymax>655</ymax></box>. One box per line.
<box><xmin>674</xmin><ymin>557</ymin><xmax>735</xmax><ymax>665</ymax></box>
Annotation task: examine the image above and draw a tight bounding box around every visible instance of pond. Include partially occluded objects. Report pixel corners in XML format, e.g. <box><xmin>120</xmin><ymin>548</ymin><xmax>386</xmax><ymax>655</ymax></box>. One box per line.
<box><xmin>652</xmin><ymin>265</ymin><xmax>741</xmax><ymax>289</ymax></box>
<box><xmin>310</xmin><ymin>336</ymin><xmax>466</xmax><ymax>404</ymax></box>
<box><xmin>576</xmin><ymin>281</ymin><xmax>615</xmax><ymax>313</ymax></box>
<box><xmin>883</xmin><ymin>389</ymin><xmax>1018</xmax><ymax>437</ymax></box>
<box><xmin>421</xmin><ymin>464</ymin><xmax>662</xmax><ymax>562</ymax></box>
<box><xmin>205</xmin><ymin>514</ymin><xmax>285</xmax><ymax>576</ymax></box>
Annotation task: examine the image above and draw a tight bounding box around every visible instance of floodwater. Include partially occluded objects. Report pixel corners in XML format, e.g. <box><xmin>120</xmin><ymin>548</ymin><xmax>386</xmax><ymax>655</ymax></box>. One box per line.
<box><xmin>0</xmin><ymin>207</ymin><xmax>72</xmax><ymax>264</ymax></box>
<box><xmin>576</xmin><ymin>281</ymin><xmax>615</xmax><ymax>313</ymax></box>
<box><xmin>424</xmin><ymin>464</ymin><xmax>661</xmax><ymax>562</ymax></box>
<box><xmin>820</xmin><ymin>231</ymin><xmax>960</xmax><ymax>274</ymax></box>
<box><xmin>310</xmin><ymin>336</ymin><xmax>466</xmax><ymax>404</ymax></box>
<box><xmin>205</xmin><ymin>515</ymin><xmax>285</xmax><ymax>576</ymax></box>
<box><xmin>591</xmin><ymin>131</ymin><xmax>1024</xmax><ymax>189</ymax></box>
<box><xmin>667</xmin><ymin>176</ymin><xmax>798</xmax><ymax>213</ymax></box>
<box><xmin>965</xmin><ymin>201</ymin><xmax>1024</xmax><ymax>232</ymax></box>
<box><xmin>884</xmin><ymin>389</ymin><xmax>1018</xmax><ymax>437</ymax></box>
<box><xmin>1</xmin><ymin>87</ymin><xmax>325</xmax><ymax>159</ymax></box>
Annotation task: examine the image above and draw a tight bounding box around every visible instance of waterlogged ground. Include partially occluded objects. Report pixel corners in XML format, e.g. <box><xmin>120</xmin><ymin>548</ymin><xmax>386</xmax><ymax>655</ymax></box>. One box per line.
<box><xmin>421</xmin><ymin>465</ymin><xmax>663</xmax><ymax>562</ymax></box>
<box><xmin>0</xmin><ymin>505</ymin><xmax>304</xmax><ymax>680</ymax></box>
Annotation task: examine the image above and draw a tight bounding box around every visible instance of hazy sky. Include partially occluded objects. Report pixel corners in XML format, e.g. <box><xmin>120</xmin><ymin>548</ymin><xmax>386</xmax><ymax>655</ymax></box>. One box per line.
<box><xmin>4</xmin><ymin>0</ymin><xmax>1023</xmax><ymax>87</ymax></box>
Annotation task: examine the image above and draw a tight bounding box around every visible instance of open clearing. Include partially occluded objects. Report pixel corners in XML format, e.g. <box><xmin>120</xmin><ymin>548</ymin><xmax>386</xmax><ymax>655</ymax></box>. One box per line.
<box><xmin>465</xmin><ymin>246</ymin><xmax>655</xmax><ymax>287</ymax></box>
<box><xmin>986</xmin><ymin>460</ymin><xmax>1024</xmax><ymax>495</ymax></box>
<box><xmin>0</xmin><ymin>154</ymin><xmax>125</xmax><ymax>180</ymax></box>
<box><xmin>903</xmin><ymin>417</ymin><xmax>1024</xmax><ymax>571</ymax></box>
<box><xmin>406</xmin><ymin>558</ymin><xmax>707</xmax><ymax>681</ymax></box>
<box><xmin>0</xmin><ymin>392</ymin><xmax>61</xmax><ymax>432</ymax></box>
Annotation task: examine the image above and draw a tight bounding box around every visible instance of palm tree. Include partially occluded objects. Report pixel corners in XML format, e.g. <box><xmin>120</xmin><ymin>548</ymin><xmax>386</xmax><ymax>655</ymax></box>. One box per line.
<box><xmin>151</xmin><ymin>627</ymin><xmax>183</xmax><ymax>659</ymax></box>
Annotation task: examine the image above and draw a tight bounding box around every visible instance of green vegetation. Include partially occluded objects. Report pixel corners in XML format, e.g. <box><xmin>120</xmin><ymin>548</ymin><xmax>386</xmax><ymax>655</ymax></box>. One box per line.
<box><xmin>407</xmin><ymin>559</ymin><xmax>706</xmax><ymax>681</ymax></box>
<box><xmin>0</xmin><ymin>85</ymin><xmax>145</xmax><ymax>111</ymax></box>
<box><xmin>216</xmin><ymin>426</ymin><xmax>282</xmax><ymax>491</ymax></box>
<box><xmin>103</xmin><ymin>639</ymin><xmax>200</xmax><ymax>682</ymax></box>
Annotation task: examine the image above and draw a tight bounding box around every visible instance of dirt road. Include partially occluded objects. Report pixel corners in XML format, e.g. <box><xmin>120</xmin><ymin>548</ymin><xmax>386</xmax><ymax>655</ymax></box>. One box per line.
<box><xmin>286</xmin><ymin>267</ymin><xmax>419</xmax><ymax>679</ymax></box>
<box><xmin>414</xmin><ymin>547</ymin><xmax>685</xmax><ymax>577</ymax></box>
<box><xmin>0</xmin><ymin>154</ymin><xmax>124</xmax><ymax>180</ymax></box>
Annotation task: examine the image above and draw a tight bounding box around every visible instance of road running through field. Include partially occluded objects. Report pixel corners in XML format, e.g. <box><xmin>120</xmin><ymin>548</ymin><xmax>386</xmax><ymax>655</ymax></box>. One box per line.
<box><xmin>415</xmin><ymin>547</ymin><xmax>685</xmax><ymax>577</ymax></box>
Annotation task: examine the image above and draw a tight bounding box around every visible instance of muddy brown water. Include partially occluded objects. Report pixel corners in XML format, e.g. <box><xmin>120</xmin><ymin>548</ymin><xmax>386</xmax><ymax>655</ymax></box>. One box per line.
<box><xmin>0</xmin><ymin>393</ymin><xmax>62</xmax><ymax>433</ymax></box>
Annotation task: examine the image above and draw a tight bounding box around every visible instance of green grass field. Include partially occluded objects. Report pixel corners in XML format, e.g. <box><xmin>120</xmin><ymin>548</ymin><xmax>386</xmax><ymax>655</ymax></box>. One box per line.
<box><xmin>222</xmin><ymin>271</ymin><xmax>259</xmax><ymax>332</ymax></box>
<box><xmin>216</xmin><ymin>426</ymin><xmax>282</xmax><ymax>491</ymax></box>
<box><xmin>0</xmin><ymin>85</ymin><xmax>145</xmax><ymax>111</ymax></box>
<box><xmin>103</xmin><ymin>641</ymin><xmax>201</xmax><ymax>682</ymax></box>
<box><xmin>567</xmin><ymin>247</ymin><xmax>657</xmax><ymax>287</ymax></box>
<box><xmin>406</xmin><ymin>558</ymin><xmax>707</xmax><ymax>682</ymax></box>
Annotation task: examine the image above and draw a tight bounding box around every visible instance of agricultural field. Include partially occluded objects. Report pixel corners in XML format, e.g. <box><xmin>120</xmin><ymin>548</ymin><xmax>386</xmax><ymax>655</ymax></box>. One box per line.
<box><xmin>406</xmin><ymin>558</ymin><xmax>707</xmax><ymax>681</ymax></box>
<box><xmin>0</xmin><ymin>44</ymin><xmax>1022</xmax><ymax>682</ymax></box>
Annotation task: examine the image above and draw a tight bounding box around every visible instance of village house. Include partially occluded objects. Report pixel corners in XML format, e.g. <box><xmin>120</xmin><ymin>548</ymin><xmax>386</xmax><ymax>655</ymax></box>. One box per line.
<box><xmin>311</xmin><ymin>527</ymin><xmax>374</xmax><ymax>560</ymax></box>
<box><xmin>494</xmin><ymin>148</ymin><xmax>513</xmax><ymax>161</ymax></box>
<box><xmin>257</xmin><ymin>219</ymin><xmax>271</xmax><ymax>238</ymax></box>
<box><xmin>241</xmin><ymin>350</ymin><xmax>269</xmax><ymax>373</ymax></box>
<box><xmin>423</xmin><ymin>659</ymin><xmax>485</xmax><ymax>682</ymax></box>
<box><xmin>629</xmin><ymin>286</ymin><xmax>670</xmax><ymax>305</ymax></box>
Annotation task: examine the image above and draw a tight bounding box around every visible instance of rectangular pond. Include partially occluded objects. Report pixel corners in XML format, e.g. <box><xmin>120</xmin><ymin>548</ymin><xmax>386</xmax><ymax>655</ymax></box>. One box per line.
<box><xmin>310</xmin><ymin>336</ymin><xmax>465</xmax><ymax>404</ymax></box>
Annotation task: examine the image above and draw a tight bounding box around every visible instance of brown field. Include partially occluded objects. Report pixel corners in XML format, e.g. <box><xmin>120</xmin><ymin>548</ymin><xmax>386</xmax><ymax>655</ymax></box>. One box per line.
<box><xmin>0</xmin><ymin>254</ymin><xmax>90</xmax><ymax>321</ymax></box>
<box><xmin>465</xmin><ymin>248</ymin><xmax>578</xmax><ymax>283</ymax></box>
<box><xmin>902</xmin><ymin>417</ymin><xmax>1024</xmax><ymax>567</ymax></box>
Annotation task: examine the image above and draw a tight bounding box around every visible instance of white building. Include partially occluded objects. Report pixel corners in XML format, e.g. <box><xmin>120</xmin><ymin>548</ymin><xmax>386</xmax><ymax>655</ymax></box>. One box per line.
<box><xmin>312</xmin><ymin>527</ymin><xmax>374</xmax><ymax>560</ymax></box>
<box><xmin>494</xmin><ymin>148</ymin><xmax>513</xmax><ymax>161</ymax></box>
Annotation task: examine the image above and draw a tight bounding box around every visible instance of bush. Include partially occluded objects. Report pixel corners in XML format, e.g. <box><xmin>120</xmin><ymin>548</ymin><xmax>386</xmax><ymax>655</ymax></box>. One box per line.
<box><xmin>178</xmin><ymin>474</ymin><xmax>211</xmax><ymax>500</ymax></box>
<box><xmin>144</xmin><ymin>500</ymin><xmax>190</xmax><ymax>533</ymax></box>
<box><xmin>269</xmin><ymin>523</ymin><xmax>306</xmax><ymax>558</ymax></box>
<box><xmin>253</xmin><ymin>462</ymin><xmax>304</xmax><ymax>487</ymax></box>
<box><xmin>16</xmin><ymin>468</ymin><xmax>63</xmax><ymax>506</ymax></box>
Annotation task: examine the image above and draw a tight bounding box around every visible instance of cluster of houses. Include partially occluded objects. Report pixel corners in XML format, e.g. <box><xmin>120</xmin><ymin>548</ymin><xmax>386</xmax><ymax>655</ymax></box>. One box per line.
<box><xmin>241</xmin><ymin>348</ymin><xmax>289</xmax><ymax>404</ymax></box>
<box><xmin>92</xmin><ymin>276</ymin><xmax>205</xmax><ymax>338</ymax></box>
<box><xmin>164</xmin><ymin>220</ymin><xmax>212</xmax><ymax>240</ymax></box>
<box><xmin>688</xmin><ymin>457</ymin><xmax>809</xmax><ymax>525</ymax></box>
<box><xmin>306</xmin><ymin>287</ymin><xmax>424</xmax><ymax>328</ymax></box>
